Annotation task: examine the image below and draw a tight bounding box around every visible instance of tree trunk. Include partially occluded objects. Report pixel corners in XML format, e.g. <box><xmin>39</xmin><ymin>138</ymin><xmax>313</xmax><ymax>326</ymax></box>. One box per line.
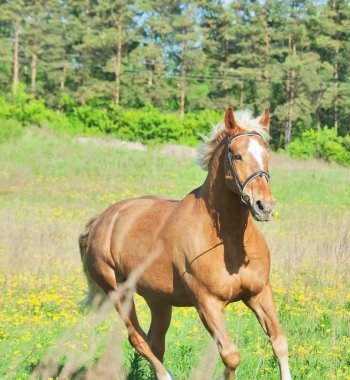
<box><xmin>147</xmin><ymin>60</ymin><xmax>154</xmax><ymax>104</ymax></box>
<box><xmin>155</xmin><ymin>53</ymin><xmax>162</xmax><ymax>108</ymax></box>
<box><xmin>115</xmin><ymin>22</ymin><xmax>122</xmax><ymax>107</ymax></box>
<box><xmin>285</xmin><ymin>42</ymin><xmax>296</xmax><ymax>147</ymax></box>
<box><xmin>148</xmin><ymin>65</ymin><xmax>153</xmax><ymax>87</ymax></box>
<box><xmin>284</xmin><ymin>34</ymin><xmax>292</xmax><ymax>147</ymax></box>
<box><xmin>264</xmin><ymin>32</ymin><xmax>270</xmax><ymax>71</ymax></box>
<box><xmin>180</xmin><ymin>39</ymin><xmax>188</xmax><ymax>118</ymax></box>
<box><xmin>31</xmin><ymin>52</ymin><xmax>37</xmax><ymax>99</ymax></box>
<box><xmin>157</xmin><ymin>54</ymin><xmax>162</xmax><ymax>78</ymax></box>
<box><xmin>289</xmin><ymin>42</ymin><xmax>296</xmax><ymax>139</ymax></box>
<box><xmin>79</xmin><ymin>0</ymin><xmax>90</xmax><ymax>105</ymax></box>
<box><xmin>263</xmin><ymin>13</ymin><xmax>270</xmax><ymax>91</ymax></box>
<box><xmin>60</xmin><ymin>60</ymin><xmax>67</xmax><ymax>91</ymax></box>
<box><xmin>57</xmin><ymin>60</ymin><xmax>67</xmax><ymax>112</ymax></box>
<box><xmin>240</xmin><ymin>81</ymin><xmax>244</xmax><ymax>107</ymax></box>
<box><xmin>334</xmin><ymin>41</ymin><xmax>339</xmax><ymax>133</ymax></box>
<box><xmin>13</xmin><ymin>22</ymin><xmax>20</xmax><ymax>96</ymax></box>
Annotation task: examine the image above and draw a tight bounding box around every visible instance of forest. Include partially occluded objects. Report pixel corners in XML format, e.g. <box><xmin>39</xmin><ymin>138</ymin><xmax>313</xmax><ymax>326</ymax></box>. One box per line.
<box><xmin>0</xmin><ymin>0</ymin><xmax>350</xmax><ymax>162</ymax></box>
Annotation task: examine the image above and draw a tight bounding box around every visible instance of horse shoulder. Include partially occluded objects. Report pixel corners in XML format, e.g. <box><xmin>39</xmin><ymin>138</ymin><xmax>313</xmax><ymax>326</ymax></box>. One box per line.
<box><xmin>166</xmin><ymin>196</ymin><xmax>238</xmax><ymax>301</ymax></box>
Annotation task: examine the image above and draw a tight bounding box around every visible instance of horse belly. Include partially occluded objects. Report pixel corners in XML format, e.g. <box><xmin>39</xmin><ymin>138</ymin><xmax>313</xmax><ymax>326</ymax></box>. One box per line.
<box><xmin>127</xmin><ymin>247</ymin><xmax>192</xmax><ymax>306</ymax></box>
<box><xmin>137</xmin><ymin>281</ymin><xmax>193</xmax><ymax>307</ymax></box>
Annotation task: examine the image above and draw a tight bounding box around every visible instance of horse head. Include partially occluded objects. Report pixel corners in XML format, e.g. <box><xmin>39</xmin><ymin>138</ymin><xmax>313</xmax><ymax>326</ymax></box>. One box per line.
<box><xmin>224</xmin><ymin>107</ymin><xmax>275</xmax><ymax>221</ymax></box>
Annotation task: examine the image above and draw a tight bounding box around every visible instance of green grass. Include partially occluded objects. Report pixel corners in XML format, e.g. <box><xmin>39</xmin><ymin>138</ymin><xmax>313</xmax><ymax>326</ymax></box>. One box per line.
<box><xmin>0</xmin><ymin>133</ymin><xmax>350</xmax><ymax>379</ymax></box>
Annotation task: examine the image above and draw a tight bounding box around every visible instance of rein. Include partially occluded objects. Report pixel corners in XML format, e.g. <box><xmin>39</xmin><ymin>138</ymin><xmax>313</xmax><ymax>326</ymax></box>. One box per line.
<box><xmin>227</xmin><ymin>132</ymin><xmax>270</xmax><ymax>205</ymax></box>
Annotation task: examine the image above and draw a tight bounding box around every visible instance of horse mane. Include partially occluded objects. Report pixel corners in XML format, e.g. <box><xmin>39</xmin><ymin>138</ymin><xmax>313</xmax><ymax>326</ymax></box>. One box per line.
<box><xmin>196</xmin><ymin>109</ymin><xmax>270</xmax><ymax>171</ymax></box>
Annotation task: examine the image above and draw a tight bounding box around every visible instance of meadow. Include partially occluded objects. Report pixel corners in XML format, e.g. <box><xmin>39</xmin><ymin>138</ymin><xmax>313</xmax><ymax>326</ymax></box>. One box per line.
<box><xmin>0</xmin><ymin>131</ymin><xmax>350</xmax><ymax>380</ymax></box>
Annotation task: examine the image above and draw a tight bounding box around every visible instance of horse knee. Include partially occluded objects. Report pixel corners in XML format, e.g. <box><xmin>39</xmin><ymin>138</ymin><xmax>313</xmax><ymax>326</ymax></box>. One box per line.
<box><xmin>220</xmin><ymin>348</ymin><xmax>240</xmax><ymax>370</ymax></box>
<box><xmin>271</xmin><ymin>333</ymin><xmax>288</xmax><ymax>358</ymax></box>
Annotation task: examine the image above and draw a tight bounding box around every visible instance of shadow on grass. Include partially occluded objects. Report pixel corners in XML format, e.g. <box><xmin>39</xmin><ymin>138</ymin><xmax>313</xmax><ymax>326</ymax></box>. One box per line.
<box><xmin>126</xmin><ymin>351</ymin><xmax>155</xmax><ymax>380</ymax></box>
<box><xmin>30</xmin><ymin>361</ymin><xmax>90</xmax><ymax>379</ymax></box>
<box><xmin>27</xmin><ymin>351</ymin><xmax>156</xmax><ymax>380</ymax></box>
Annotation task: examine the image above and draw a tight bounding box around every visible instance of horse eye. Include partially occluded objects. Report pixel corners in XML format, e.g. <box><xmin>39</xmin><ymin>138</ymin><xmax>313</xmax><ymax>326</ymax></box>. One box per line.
<box><xmin>234</xmin><ymin>154</ymin><xmax>242</xmax><ymax>161</ymax></box>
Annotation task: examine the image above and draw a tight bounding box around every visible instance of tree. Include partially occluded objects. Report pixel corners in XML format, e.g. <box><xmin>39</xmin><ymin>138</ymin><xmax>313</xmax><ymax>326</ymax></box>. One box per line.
<box><xmin>0</xmin><ymin>0</ymin><xmax>349</xmax><ymax>145</ymax></box>
<box><xmin>22</xmin><ymin>0</ymin><xmax>47</xmax><ymax>99</ymax></box>
<box><xmin>313</xmin><ymin>0</ymin><xmax>350</xmax><ymax>134</ymax></box>
<box><xmin>172</xmin><ymin>2</ymin><xmax>204</xmax><ymax>116</ymax></box>
<box><xmin>0</xmin><ymin>0</ymin><xmax>25</xmax><ymax>97</ymax></box>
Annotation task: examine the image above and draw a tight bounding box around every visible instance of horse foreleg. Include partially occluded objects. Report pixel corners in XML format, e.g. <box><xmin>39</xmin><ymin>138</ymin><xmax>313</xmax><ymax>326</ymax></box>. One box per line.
<box><xmin>196</xmin><ymin>297</ymin><xmax>240</xmax><ymax>380</ymax></box>
<box><xmin>244</xmin><ymin>282</ymin><xmax>291</xmax><ymax>380</ymax></box>
<box><xmin>146</xmin><ymin>299</ymin><xmax>172</xmax><ymax>362</ymax></box>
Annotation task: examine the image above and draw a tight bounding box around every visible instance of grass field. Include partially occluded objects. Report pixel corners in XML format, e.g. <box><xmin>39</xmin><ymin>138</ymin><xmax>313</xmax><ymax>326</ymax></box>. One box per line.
<box><xmin>1</xmin><ymin>132</ymin><xmax>350</xmax><ymax>380</ymax></box>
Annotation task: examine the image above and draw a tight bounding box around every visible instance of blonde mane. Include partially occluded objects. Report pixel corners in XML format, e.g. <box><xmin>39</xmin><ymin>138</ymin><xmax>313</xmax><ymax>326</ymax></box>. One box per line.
<box><xmin>196</xmin><ymin>109</ymin><xmax>270</xmax><ymax>171</ymax></box>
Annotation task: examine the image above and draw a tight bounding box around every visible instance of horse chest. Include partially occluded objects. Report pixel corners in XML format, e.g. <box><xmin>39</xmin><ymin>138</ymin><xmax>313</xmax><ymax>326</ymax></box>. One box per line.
<box><xmin>208</xmin><ymin>265</ymin><xmax>269</xmax><ymax>303</ymax></box>
<box><xmin>185</xmin><ymin>246</ymin><xmax>270</xmax><ymax>303</ymax></box>
<box><xmin>238</xmin><ymin>262</ymin><xmax>270</xmax><ymax>297</ymax></box>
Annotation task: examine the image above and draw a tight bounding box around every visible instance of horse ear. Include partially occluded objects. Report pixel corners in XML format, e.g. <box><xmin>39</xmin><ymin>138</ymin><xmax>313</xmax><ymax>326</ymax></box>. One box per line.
<box><xmin>259</xmin><ymin>108</ymin><xmax>270</xmax><ymax>133</ymax></box>
<box><xmin>224</xmin><ymin>107</ymin><xmax>239</xmax><ymax>135</ymax></box>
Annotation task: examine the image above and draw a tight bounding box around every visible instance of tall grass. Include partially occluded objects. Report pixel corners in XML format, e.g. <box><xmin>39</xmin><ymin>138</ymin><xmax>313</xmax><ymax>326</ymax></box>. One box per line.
<box><xmin>0</xmin><ymin>133</ymin><xmax>349</xmax><ymax>379</ymax></box>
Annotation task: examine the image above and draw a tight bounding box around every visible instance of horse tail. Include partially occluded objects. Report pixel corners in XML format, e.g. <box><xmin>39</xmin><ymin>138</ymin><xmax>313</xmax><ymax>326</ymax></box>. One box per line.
<box><xmin>79</xmin><ymin>215</ymin><xmax>107</xmax><ymax>311</ymax></box>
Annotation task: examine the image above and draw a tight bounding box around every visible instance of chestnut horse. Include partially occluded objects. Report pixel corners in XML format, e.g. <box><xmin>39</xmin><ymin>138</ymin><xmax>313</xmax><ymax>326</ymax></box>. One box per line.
<box><xmin>79</xmin><ymin>108</ymin><xmax>291</xmax><ymax>380</ymax></box>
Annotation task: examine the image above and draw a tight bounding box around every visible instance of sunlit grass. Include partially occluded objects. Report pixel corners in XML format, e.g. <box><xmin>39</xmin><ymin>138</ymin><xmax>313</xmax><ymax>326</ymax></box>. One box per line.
<box><xmin>0</xmin><ymin>133</ymin><xmax>349</xmax><ymax>379</ymax></box>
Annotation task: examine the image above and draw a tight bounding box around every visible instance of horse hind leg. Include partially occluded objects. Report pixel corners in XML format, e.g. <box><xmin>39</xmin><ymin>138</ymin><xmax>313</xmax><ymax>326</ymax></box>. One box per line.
<box><xmin>87</xmin><ymin>261</ymin><xmax>172</xmax><ymax>380</ymax></box>
<box><xmin>146</xmin><ymin>299</ymin><xmax>172</xmax><ymax>362</ymax></box>
<box><xmin>123</xmin><ymin>299</ymin><xmax>173</xmax><ymax>380</ymax></box>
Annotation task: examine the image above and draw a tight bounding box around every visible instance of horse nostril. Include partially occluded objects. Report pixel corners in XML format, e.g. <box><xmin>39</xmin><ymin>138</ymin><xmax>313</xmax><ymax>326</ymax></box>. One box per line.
<box><xmin>256</xmin><ymin>200</ymin><xmax>265</xmax><ymax>212</ymax></box>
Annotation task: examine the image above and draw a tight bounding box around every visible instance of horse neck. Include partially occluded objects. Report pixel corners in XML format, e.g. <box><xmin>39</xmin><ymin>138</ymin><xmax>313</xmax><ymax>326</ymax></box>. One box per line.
<box><xmin>198</xmin><ymin>140</ymin><xmax>250</xmax><ymax>234</ymax></box>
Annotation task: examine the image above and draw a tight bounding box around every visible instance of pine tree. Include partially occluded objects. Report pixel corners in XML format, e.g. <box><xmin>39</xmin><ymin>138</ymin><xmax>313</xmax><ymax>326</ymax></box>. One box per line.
<box><xmin>0</xmin><ymin>1</ymin><xmax>14</xmax><ymax>91</ymax></box>
<box><xmin>39</xmin><ymin>0</ymin><xmax>72</xmax><ymax>106</ymax></box>
<box><xmin>313</xmin><ymin>0</ymin><xmax>350</xmax><ymax>134</ymax></box>
<box><xmin>22</xmin><ymin>0</ymin><xmax>47</xmax><ymax>99</ymax></box>
<box><xmin>199</xmin><ymin>0</ymin><xmax>237</xmax><ymax>109</ymax></box>
<box><xmin>136</xmin><ymin>0</ymin><xmax>174</xmax><ymax>108</ymax></box>
<box><xmin>0</xmin><ymin>0</ymin><xmax>25</xmax><ymax>97</ymax></box>
<box><xmin>172</xmin><ymin>1</ymin><xmax>205</xmax><ymax>116</ymax></box>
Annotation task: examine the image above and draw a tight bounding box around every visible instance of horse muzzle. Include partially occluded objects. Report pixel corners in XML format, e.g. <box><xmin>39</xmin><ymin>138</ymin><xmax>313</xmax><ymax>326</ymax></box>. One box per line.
<box><xmin>249</xmin><ymin>198</ymin><xmax>276</xmax><ymax>222</ymax></box>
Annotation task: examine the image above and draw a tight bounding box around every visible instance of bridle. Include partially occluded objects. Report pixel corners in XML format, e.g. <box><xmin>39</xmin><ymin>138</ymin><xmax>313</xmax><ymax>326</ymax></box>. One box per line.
<box><xmin>227</xmin><ymin>132</ymin><xmax>270</xmax><ymax>205</ymax></box>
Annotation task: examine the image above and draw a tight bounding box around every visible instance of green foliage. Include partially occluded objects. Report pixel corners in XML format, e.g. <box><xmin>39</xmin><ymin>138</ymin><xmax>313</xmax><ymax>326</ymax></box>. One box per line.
<box><xmin>0</xmin><ymin>95</ymin><xmax>223</xmax><ymax>146</ymax></box>
<box><xmin>288</xmin><ymin>128</ymin><xmax>350</xmax><ymax>165</ymax></box>
<box><xmin>1</xmin><ymin>0</ymin><xmax>350</xmax><ymax>146</ymax></box>
<box><xmin>2</xmin><ymin>93</ymin><xmax>350</xmax><ymax>164</ymax></box>
<box><xmin>111</xmin><ymin>105</ymin><xmax>220</xmax><ymax>145</ymax></box>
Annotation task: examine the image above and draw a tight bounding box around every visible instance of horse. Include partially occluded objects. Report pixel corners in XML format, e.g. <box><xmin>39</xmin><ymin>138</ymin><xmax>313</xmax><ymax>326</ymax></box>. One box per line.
<box><xmin>79</xmin><ymin>107</ymin><xmax>292</xmax><ymax>380</ymax></box>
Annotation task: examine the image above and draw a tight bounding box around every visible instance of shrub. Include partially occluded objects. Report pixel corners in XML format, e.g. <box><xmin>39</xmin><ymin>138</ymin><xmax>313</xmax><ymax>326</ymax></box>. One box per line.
<box><xmin>102</xmin><ymin>104</ymin><xmax>222</xmax><ymax>145</ymax></box>
<box><xmin>288</xmin><ymin>128</ymin><xmax>350</xmax><ymax>166</ymax></box>
<box><xmin>3</xmin><ymin>92</ymin><xmax>350</xmax><ymax>167</ymax></box>
<box><xmin>0</xmin><ymin>94</ymin><xmax>224</xmax><ymax>145</ymax></box>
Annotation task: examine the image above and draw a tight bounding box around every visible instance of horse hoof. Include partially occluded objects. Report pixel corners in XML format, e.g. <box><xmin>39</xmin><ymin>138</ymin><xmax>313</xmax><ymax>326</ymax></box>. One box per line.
<box><xmin>165</xmin><ymin>370</ymin><xmax>174</xmax><ymax>380</ymax></box>
<box><xmin>167</xmin><ymin>370</ymin><xmax>175</xmax><ymax>380</ymax></box>
<box><xmin>158</xmin><ymin>371</ymin><xmax>174</xmax><ymax>380</ymax></box>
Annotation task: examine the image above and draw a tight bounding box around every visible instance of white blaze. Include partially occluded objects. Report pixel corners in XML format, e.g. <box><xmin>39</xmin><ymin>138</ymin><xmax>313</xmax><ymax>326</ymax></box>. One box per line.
<box><xmin>248</xmin><ymin>139</ymin><xmax>264</xmax><ymax>169</ymax></box>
